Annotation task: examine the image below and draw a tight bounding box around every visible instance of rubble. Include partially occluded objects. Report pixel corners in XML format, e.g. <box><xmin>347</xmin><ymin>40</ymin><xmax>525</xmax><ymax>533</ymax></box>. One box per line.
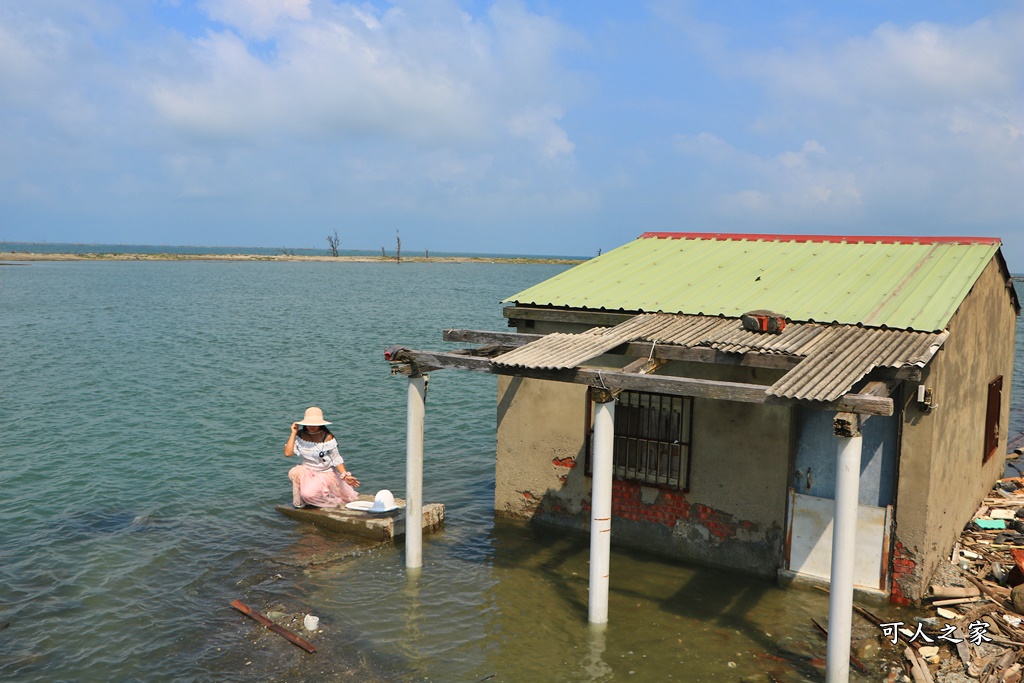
<box><xmin>912</xmin><ymin>475</ymin><xmax>1024</xmax><ymax>682</ymax></box>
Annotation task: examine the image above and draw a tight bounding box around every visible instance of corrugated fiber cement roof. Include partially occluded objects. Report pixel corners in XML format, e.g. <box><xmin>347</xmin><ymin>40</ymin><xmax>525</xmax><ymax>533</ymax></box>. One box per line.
<box><xmin>491</xmin><ymin>313</ymin><xmax>948</xmax><ymax>402</ymax></box>
<box><xmin>506</xmin><ymin>233</ymin><xmax>1003</xmax><ymax>332</ymax></box>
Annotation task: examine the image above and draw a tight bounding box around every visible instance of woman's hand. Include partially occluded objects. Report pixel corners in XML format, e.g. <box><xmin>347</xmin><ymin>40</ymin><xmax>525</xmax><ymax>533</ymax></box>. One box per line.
<box><xmin>341</xmin><ymin>471</ymin><xmax>360</xmax><ymax>487</ymax></box>
<box><xmin>285</xmin><ymin>423</ymin><xmax>300</xmax><ymax>456</ymax></box>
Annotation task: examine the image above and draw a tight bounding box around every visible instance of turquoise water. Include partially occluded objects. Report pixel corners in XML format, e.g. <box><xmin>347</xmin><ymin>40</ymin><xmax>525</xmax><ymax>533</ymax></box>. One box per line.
<box><xmin>1</xmin><ymin>261</ymin><xmax>1020</xmax><ymax>682</ymax></box>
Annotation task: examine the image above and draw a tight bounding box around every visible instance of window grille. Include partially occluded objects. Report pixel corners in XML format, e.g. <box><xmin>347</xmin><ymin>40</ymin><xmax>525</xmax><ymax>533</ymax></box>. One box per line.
<box><xmin>586</xmin><ymin>389</ymin><xmax>693</xmax><ymax>491</ymax></box>
<box><xmin>984</xmin><ymin>376</ymin><xmax>1002</xmax><ymax>463</ymax></box>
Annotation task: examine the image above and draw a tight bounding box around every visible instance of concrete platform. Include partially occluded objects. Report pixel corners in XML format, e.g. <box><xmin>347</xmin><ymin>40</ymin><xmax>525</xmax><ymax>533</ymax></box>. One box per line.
<box><xmin>275</xmin><ymin>494</ymin><xmax>445</xmax><ymax>543</ymax></box>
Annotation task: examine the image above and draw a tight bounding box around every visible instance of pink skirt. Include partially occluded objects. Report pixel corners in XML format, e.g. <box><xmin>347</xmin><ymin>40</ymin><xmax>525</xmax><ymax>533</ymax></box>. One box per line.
<box><xmin>289</xmin><ymin>465</ymin><xmax>359</xmax><ymax>508</ymax></box>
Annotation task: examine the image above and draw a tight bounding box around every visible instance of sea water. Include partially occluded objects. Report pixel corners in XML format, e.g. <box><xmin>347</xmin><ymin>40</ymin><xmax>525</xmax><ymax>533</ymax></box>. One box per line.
<box><xmin>1</xmin><ymin>260</ymin><xmax>1021</xmax><ymax>682</ymax></box>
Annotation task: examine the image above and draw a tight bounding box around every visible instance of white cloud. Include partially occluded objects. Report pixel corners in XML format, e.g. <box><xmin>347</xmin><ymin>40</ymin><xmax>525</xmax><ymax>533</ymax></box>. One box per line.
<box><xmin>0</xmin><ymin>15</ymin><xmax>73</xmax><ymax>110</ymax></box>
<box><xmin>674</xmin><ymin>133</ymin><xmax>862</xmax><ymax>220</ymax></box>
<box><xmin>149</xmin><ymin>0</ymin><xmax>578</xmax><ymax>160</ymax></box>
<box><xmin>6</xmin><ymin>2</ymin><xmax>1019</xmax><ymax>259</ymax></box>
<box><xmin>201</xmin><ymin>0</ymin><xmax>311</xmax><ymax>40</ymax></box>
<box><xmin>749</xmin><ymin>18</ymin><xmax>1021</xmax><ymax>106</ymax></box>
<box><xmin>777</xmin><ymin>140</ymin><xmax>824</xmax><ymax>170</ymax></box>
<box><xmin>741</xmin><ymin>14</ymin><xmax>1024</xmax><ymax>152</ymax></box>
<box><xmin>508</xmin><ymin>106</ymin><xmax>574</xmax><ymax>159</ymax></box>
<box><xmin>671</xmin><ymin>11</ymin><xmax>1024</xmax><ymax>233</ymax></box>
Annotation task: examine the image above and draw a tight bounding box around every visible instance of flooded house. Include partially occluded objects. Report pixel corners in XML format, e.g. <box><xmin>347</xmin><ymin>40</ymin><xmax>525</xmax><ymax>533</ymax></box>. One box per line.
<box><xmin>390</xmin><ymin>232</ymin><xmax>1018</xmax><ymax>609</ymax></box>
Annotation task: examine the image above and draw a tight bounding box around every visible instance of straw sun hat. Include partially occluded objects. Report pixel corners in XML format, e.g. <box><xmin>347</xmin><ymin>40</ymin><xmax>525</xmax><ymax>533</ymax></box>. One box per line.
<box><xmin>298</xmin><ymin>406</ymin><xmax>332</xmax><ymax>426</ymax></box>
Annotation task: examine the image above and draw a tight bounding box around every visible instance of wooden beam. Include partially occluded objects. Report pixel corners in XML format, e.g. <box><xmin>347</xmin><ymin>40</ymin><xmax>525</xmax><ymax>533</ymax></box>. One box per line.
<box><xmin>230</xmin><ymin>600</ymin><xmax>317</xmax><ymax>653</ymax></box>
<box><xmin>442</xmin><ymin>328</ymin><xmax>803</xmax><ymax>371</ymax></box>
<box><xmin>444</xmin><ymin>328</ymin><xmax>925</xmax><ymax>380</ymax></box>
<box><xmin>620</xmin><ymin>342</ymin><xmax>800</xmax><ymax>370</ymax></box>
<box><xmin>443</xmin><ymin>328</ymin><xmax>543</xmax><ymax>346</ymax></box>
<box><xmin>834</xmin><ymin>412</ymin><xmax>860</xmax><ymax>438</ymax></box>
<box><xmin>394</xmin><ymin>349</ymin><xmax>893</xmax><ymax>416</ymax></box>
<box><xmin>607</xmin><ymin>353</ymin><xmax>673</xmax><ymax>400</ymax></box>
<box><xmin>848</xmin><ymin>380</ymin><xmax>902</xmax><ymax>429</ymax></box>
<box><xmin>503</xmin><ymin>306</ymin><xmax>635</xmax><ymax>327</ymax></box>
<box><xmin>860</xmin><ymin>380</ymin><xmax>901</xmax><ymax>398</ymax></box>
<box><xmin>871</xmin><ymin>366</ymin><xmax>922</xmax><ymax>382</ymax></box>
<box><xmin>621</xmin><ymin>355</ymin><xmax>672</xmax><ymax>375</ymax></box>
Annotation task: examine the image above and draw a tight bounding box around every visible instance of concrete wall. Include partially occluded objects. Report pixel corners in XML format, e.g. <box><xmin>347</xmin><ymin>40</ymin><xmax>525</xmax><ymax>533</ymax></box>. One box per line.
<box><xmin>495</xmin><ymin>359</ymin><xmax>794</xmax><ymax>577</ymax></box>
<box><xmin>892</xmin><ymin>257</ymin><xmax>1017</xmax><ymax>603</ymax></box>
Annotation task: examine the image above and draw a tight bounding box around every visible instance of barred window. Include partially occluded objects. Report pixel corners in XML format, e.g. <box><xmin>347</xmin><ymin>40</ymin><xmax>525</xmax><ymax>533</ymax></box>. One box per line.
<box><xmin>586</xmin><ymin>389</ymin><xmax>693</xmax><ymax>491</ymax></box>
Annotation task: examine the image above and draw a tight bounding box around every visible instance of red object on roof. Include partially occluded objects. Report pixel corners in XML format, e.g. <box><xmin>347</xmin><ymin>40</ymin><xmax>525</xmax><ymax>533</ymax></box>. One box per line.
<box><xmin>639</xmin><ymin>232</ymin><xmax>1002</xmax><ymax>246</ymax></box>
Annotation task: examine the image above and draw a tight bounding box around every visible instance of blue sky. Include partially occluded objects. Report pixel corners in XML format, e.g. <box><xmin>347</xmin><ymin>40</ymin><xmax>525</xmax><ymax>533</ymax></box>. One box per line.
<box><xmin>1</xmin><ymin>1</ymin><xmax>1022</xmax><ymax>263</ymax></box>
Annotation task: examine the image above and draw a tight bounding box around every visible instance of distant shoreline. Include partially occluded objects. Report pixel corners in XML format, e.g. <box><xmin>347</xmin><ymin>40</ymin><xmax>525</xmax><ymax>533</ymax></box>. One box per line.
<box><xmin>0</xmin><ymin>251</ymin><xmax>584</xmax><ymax>265</ymax></box>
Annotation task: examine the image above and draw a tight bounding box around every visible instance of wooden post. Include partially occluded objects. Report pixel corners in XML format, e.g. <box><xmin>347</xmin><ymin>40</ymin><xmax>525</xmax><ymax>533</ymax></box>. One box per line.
<box><xmin>406</xmin><ymin>375</ymin><xmax>426</xmax><ymax>569</ymax></box>
<box><xmin>826</xmin><ymin>413</ymin><xmax>862</xmax><ymax>683</ymax></box>
<box><xmin>589</xmin><ymin>394</ymin><xmax>615</xmax><ymax>624</ymax></box>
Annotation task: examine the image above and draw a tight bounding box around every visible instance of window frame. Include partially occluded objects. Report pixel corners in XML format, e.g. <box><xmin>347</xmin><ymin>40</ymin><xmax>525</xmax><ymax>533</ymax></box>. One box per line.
<box><xmin>984</xmin><ymin>375</ymin><xmax>1003</xmax><ymax>464</ymax></box>
<box><xmin>585</xmin><ymin>388</ymin><xmax>694</xmax><ymax>492</ymax></box>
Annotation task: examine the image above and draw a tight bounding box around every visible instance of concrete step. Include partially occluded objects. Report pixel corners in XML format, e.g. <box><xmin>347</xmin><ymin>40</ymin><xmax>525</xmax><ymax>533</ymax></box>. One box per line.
<box><xmin>275</xmin><ymin>494</ymin><xmax>445</xmax><ymax>543</ymax></box>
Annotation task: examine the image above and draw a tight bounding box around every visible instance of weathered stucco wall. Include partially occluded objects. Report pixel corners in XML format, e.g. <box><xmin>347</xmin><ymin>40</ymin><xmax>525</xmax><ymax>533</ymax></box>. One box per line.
<box><xmin>495</xmin><ymin>375</ymin><xmax>589</xmax><ymax>516</ymax></box>
<box><xmin>495</xmin><ymin>359</ymin><xmax>794</xmax><ymax>577</ymax></box>
<box><xmin>893</xmin><ymin>258</ymin><xmax>1017</xmax><ymax>603</ymax></box>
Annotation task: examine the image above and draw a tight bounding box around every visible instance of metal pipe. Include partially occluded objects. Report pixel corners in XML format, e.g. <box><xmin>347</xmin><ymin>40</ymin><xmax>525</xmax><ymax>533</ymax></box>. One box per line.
<box><xmin>826</xmin><ymin>433</ymin><xmax>863</xmax><ymax>683</ymax></box>
<box><xmin>405</xmin><ymin>375</ymin><xmax>426</xmax><ymax>569</ymax></box>
<box><xmin>589</xmin><ymin>398</ymin><xmax>615</xmax><ymax>624</ymax></box>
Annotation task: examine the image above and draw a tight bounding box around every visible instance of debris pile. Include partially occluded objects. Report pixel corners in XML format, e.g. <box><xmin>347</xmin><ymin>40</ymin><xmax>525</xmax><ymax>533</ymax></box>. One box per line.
<box><xmin>909</xmin><ymin>476</ymin><xmax>1024</xmax><ymax>682</ymax></box>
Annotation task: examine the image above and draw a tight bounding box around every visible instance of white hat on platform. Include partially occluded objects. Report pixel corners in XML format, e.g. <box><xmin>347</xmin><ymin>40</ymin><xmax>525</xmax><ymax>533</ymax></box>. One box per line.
<box><xmin>369</xmin><ymin>489</ymin><xmax>398</xmax><ymax>513</ymax></box>
<box><xmin>298</xmin><ymin>406</ymin><xmax>331</xmax><ymax>426</ymax></box>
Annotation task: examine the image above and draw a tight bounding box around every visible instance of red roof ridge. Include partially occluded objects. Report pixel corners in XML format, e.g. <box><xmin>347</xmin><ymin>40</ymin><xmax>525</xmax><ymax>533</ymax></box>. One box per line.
<box><xmin>639</xmin><ymin>232</ymin><xmax>1001</xmax><ymax>246</ymax></box>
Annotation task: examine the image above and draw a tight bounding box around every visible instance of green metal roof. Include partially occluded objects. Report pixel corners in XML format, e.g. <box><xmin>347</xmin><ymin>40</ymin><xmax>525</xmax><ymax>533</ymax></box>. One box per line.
<box><xmin>506</xmin><ymin>233</ymin><xmax>1009</xmax><ymax>332</ymax></box>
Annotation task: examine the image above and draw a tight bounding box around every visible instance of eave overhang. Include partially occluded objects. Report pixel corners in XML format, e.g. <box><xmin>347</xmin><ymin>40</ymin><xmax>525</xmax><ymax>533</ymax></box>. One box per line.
<box><xmin>386</xmin><ymin>312</ymin><xmax>949</xmax><ymax>417</ymax></box>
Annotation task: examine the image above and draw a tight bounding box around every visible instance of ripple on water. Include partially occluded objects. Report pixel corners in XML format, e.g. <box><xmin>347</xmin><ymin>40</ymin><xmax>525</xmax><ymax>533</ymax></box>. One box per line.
<box><xmin>0</xmin><ymin>261</ymin><xmax>975</xmax><ymax>681</ymax></box>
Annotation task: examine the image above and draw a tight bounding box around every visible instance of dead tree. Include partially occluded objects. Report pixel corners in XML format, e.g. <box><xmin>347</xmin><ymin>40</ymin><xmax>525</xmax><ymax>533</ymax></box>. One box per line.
<box><xmin>326</xmin><ymin>230</ymin><xmax>340</xmax><ymax>257</ymax></box>
<box><xmin>396</xmin><ymin>230</ymin><xmax>402</xmax><ymax>264</ymax></box>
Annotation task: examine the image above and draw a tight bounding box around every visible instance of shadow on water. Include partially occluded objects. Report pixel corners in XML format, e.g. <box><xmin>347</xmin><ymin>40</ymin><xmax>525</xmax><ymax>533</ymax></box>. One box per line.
<box><xmin>484</xmin><ymin>518</ymin><xmax>901</xmax><ymax>682</ymax></box>
<box><xmin>268</xmin><ymin>523</ymin><xmax>381</xmax><ymax>569</ymax></box>
<box><xmin>54</xmin><ymin>509</ymin><xmax>177</xmax><ymax>536</ymax></box>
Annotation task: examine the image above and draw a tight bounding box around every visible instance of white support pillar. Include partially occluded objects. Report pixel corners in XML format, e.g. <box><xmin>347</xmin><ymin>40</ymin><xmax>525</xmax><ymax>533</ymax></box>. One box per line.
<box><xmin>826</xmin><ymin>432</ymin><xmax>863</xmax><ymax>683</ymax></box>
<box><xmin>589</xmin><ymin>396</ymin><xmax>615</xmax><ymax>624</ymax></box>
<box><xmin>405</xmin><ymin>375</ymin><xmax>426</xmax><ymax>569</ymax></box>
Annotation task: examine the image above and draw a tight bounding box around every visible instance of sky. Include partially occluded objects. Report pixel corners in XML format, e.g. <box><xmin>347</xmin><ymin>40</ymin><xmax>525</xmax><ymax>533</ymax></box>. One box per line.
<box><xmin>1</xmin><ymin>1</ymin><xmax>1022</xmax><ymax>262</ymax></box>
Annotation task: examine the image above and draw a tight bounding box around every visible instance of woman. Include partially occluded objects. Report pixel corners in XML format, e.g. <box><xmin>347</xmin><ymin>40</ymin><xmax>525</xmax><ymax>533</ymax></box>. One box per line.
<box><xmin>285</xmin><ymin>406</ymin><xmax>361</xmax><ymax>508</ymax></box>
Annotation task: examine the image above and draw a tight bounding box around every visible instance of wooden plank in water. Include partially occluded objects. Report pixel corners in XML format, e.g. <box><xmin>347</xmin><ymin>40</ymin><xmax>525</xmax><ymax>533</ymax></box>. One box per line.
<box><xmin>230</xmin><ymin>600</ymin><xmax>317</xmax><ymax>653</ymax></box>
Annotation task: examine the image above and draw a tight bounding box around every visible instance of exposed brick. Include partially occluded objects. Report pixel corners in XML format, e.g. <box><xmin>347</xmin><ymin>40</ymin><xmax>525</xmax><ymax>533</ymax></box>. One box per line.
<box><xmin>887</xmin><ymin>536</ymin><xmax>922</xmax><ymax>605</ymax></box>
<box><xmin>559</xmin><ymin>480</ymin><xmax>752</xmax><ymax>540</ymax></box>
<box><xmin>552</xmin><ymin>457</ymin><xmax>576</xmax><ymax>468</ymax></box>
